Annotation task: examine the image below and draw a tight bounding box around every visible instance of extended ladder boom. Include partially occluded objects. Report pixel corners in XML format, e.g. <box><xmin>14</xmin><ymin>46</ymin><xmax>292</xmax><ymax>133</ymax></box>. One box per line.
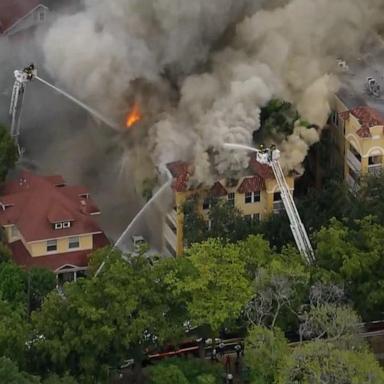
<box><xmin>270</xmin><ymin>159</ymin><xmax>314</xmax><ymax>264</ymax></box>
<box><xmin>223</xmin><ymin>142</ymin><xmax>315</xmax><ymax>264</ymax></box>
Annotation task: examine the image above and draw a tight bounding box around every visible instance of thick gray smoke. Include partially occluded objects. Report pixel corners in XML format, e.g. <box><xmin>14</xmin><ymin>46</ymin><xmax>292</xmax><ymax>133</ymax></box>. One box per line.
<box><xmin>42</xmin><ymin>0</ymin><xmax>384</xmax><ymax>182</ymax></box>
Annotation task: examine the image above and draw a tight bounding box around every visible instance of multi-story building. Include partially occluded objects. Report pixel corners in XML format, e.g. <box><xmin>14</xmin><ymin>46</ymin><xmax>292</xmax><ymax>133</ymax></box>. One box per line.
<box><xmin>0</xmin><ymin>171</ymin><xmax>109</xmax><ymax>282</ymax></box>
<box><xmin>163</xmin><ymin>154</ymin><xmax>294</xmax><ymax>257</ymax></box>
<box><xmin>330</xmin><ymin>87</ymin><xmax>384</xmax><ymax>191</ymax></box>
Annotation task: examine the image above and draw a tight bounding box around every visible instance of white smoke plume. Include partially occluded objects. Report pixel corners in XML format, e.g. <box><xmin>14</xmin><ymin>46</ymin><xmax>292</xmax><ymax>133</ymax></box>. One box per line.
<box><xmin>42</xmin><ymin>0</ymin><xmax>384</xmax><ymax>183</ymax></box>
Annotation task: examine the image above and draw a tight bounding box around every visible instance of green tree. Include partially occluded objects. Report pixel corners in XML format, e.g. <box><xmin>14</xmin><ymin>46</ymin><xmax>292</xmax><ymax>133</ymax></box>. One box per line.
<box><xmin>43</xmin><ymin>375</ymin><xmax>78</xmax><ymax>384</ymax></box>
<box><xmin>0</xmin><ymin>357</ymin><xmax>40</xmax><ymax>384</ymax></box>
<box><xmin>0</xmin><ymin>242</ymin><xmax>11</xmax><ymax>264</ymax></box>
<box><xmin>255</xmin><ymin>99</ymin><xmax>299</xmax><ymax>144</ymax></box>
<box><xmin>180</xmin><ymin>239</ymin><xmax>252</xmax><ymax>336</ymax></box>
<box><xmin>28</xmin><ymin>268</ymin><xmax>56</xmax><ymax>311</ymax></box>
<box><xmin>148</xmin><ymin>358</ymin><xmax>222</xmax><ymax>384</ymax></box>
<box><xmin>0</xmin><ymin>300</ymin><xmax>29</xmax><ymax>367</ymax></box>
<box><xmin>183</xmin><ymin>198</ymin><xmax>258</xmax><ymax>246</ymax></box>
<box><xmin>298</xmin><ymin>304</ymin><xmax>362</xmax><ymax>347</ymax></box>
<box><xmin>0</xmin><ymin>124</ymin><xmax>18</xmax><ymax>182</ymax></box>
<box><xmin>0</xmin><ymin>262</ymin><xmax>27</xmax><ymax>306</ymax></box>
<box><xmin>315</xmin><ymin>217</ymin><xmax>384</xmax><ymax>319</ymax></box>
<box><xmin>149</xmin><ymin>364</ymin><xmax>189</xmax><ymax>384</ymax></box>
<box><xmin>276</xmin><ymin>341</ymin><xmax>384</xmax><ymax>384</ymax></box>
<box><xmin>244</xmin><ymin>326</ymin><xmax>289</xmax><ymax>384</ymax></box>
<box><xmin>31</xmin><ymin>251</ymin><xmax>185</xmax><ymax>382</ymax></box>
<box><xmin>245</xmin><ymin>256</ymin><xmax>309</xmax><ymax>329</ymax></box>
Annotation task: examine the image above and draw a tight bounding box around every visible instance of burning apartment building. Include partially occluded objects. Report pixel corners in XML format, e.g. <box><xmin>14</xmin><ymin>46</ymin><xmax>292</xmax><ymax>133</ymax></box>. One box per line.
<box><xmin>163</xmin><ymin>155</ymin><xmax>294</xmax><ymax>257</ymax></box>
<box><xmin>4</xmin><ymin>0</ymin><xmax>384</xmax><ymax>254</ymax></box>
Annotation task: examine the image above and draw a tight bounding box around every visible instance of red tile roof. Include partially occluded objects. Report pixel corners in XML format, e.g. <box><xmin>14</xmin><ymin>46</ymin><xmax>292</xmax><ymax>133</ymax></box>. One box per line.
<box><xmin>0</xmin><ymin>171</ymin><xmax>102</xmax><ymax>242</ymax></box>
<box><xmin>0</xmin><ymin>0</ymin><xmax>42</xmax><ymax>33</ymax></box>
<box><xmin>248</xmin><ymin>154</ymin><xmax>275</xmax><ymax>178</ymax></box>
<box><xmin>346</xmin><ymin>106</ymin><xmax>384</xmax><ymax>138</ymax></box>
<box><xmin>237</xmin><ymin>175</ymin><xmax>265</xmax><ymax>193</ymax></box>
<box><xmin>8</xmin><ymin>233</ymin><xmax>110</xmax><ymax>272</ymax></box>
<box><xmin>210</xmin><ymin>182</ymin><xmax>227</xmax><ymax>197</ymax></box>
<box><xmin>167</xmin><ymin>154</ymin><xmax>275</xmax><ymax>193</ymax></box>
<box><xmin>167</xmin><ymin>161</ymin><xmax>192</xmax><ymax>192</ymax></box>
<box><xmin>339</xmin><ymin>111</ymin><xmax>350</xmax><ymax>120</ymax></box>
<box><xmin>350</xmin><ymin>106</ymin><xmax>384</xmax><ymax>128</ymax></box>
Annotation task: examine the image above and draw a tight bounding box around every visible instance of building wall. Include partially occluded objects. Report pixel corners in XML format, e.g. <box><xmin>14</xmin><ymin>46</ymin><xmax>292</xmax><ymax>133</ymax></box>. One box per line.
<box><xmin>165</xmin><ymin>174</ymin><xmax>295</xmax><ymax>257</ymax></box>
<box><xmin>5</xmin><ymin>5</ymin><xmax>48</xmax><ymax>36</ymax></box>
<box><xmin>27</xmin><ymin>234</ymin><xmax>93</xmax><ymax>257</ymax></box>
<box><xmin>331</xmin><ymin>96</ymin><xmax>384</xmax><ymax>190</ymax></box>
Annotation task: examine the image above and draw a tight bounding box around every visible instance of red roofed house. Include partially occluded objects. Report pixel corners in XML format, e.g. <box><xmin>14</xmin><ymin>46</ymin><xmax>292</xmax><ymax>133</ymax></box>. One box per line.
<box><xmin>162</xmin><ymin>157</ymin><xmax>294</xmax><ymax>257</ymax></box>
<box><xmin>0</xmin><ymin>171</ymin><xmax>109</xmax><ymax>283</ymax></box>
<box><xmin>331</xmin><ymin>91</ymin><xmax>384</xmax><ymax>192</ymax></box>
<box><xmin>0</xmin><ymin>0</ymin><xmax>48</xmax><ymax>37</ymax></box>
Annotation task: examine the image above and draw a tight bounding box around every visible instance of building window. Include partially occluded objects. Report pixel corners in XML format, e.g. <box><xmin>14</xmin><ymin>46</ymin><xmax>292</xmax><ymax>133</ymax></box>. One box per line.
<box><xmin>203</xmin><ymin>198</ymin><xmax>210</xmax><ymax>210</ymax></box>
<box><xmin>274</xmin><ymin>192</ymin><xmax>281</xmax><ymax>201</ymax></box>
<box><xmin>245</xmin><ymin>191</ymin><xmax>261</xmax><ymax>204</ymax></box>
<box><xmin>227</xmin><ymin>193</ymin><xmax>235</xmax><ymax>207</ymax></box>
<box><xmin>47</xmin><ymin>239</ymin><xmax>57</xmax><ymax>252</ymax></box>
<box><xmin>245</xmin><ymin>214</ymin><xmax>260</xmax><ymax>222</ymax></box>
<box><xmin>54</xmin><ymin>222</ymin><xmax>63</xmax><ymax>230</ymax></box>
<box><xmin>63</xmin><ymin>221</ymin><xmax>71</xmax><ymax>229</ymax></box>
<box><xmin>68</xmin><ymin>236</ymin><xmax>80</xmax><ymax>249</ymax></box>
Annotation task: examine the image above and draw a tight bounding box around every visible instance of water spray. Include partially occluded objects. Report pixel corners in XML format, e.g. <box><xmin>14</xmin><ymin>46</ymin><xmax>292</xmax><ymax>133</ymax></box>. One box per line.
<box><xmin>94</xmin><ymin>165</ymin><xmax>173</xmax><ymax>277</ymax></box>
<box><xmin>9</xmin><ymin>64</ymin><xmax>120</xmax><ymax>142</ymax></box>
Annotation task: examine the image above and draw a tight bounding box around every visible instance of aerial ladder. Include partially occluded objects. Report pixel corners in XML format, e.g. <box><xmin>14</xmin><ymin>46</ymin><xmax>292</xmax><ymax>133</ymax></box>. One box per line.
<box><xmin>9</xmin><ymin>63</ymin><xmax>120</xmax><ymax>154</ymax></box>
<box><xmin>224</xmin><ymin>143</ymin><xmax>315</xmax><ymax>264</ymax></box>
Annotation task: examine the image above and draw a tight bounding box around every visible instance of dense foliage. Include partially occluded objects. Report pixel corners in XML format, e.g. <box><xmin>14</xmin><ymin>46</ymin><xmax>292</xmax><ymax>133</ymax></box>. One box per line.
<box><xmin>5</xmin><ymin>172</ymin><xmax>384</xmax><ymax>382</ymax></box>
<box><xmin>0</xmin><ymin>123</ymin><xmax>18</xmax><ymax>182</ymax></box>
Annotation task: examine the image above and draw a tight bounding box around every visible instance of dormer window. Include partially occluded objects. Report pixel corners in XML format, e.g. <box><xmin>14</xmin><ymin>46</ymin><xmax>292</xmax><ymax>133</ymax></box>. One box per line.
<box><xmin>54</xmin><ymin>221</ymin><xmax>71</xmax><ymax>230</ymax></box>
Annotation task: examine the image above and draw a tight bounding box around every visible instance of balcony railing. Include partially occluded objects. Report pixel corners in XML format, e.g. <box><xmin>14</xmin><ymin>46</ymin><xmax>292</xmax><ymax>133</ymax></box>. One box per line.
<box><xmin>346</xmin><ymin>150</ymin><xmax>361</xmax><ymax>172</ymax></box>
<box><xmin>368</xmin><ymin>164</ymin><xmax>382</xmax><ymax>176</ymax></box>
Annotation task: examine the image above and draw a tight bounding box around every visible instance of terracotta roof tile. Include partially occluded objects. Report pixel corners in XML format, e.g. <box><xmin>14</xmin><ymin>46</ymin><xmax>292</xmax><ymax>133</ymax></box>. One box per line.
<box><xmin>167</xmin><ymin>154</ymin><xmax>275</xmax><ymax>193</ymax></box>
<box><xmin>209</xmin><ymin>182</ymin><xmax>227</xmax><ymax>197</ymax></box>
<box><xmin>248</xmin><ymin>154</ymin><xmax>274</xmax><ymax>178</ymax></box>
<box><xmin>349</xmin><ymin>106</ymin><xmax>384</xmax><ymax>137</ymax></box>
<box><xmin>237</xmin><ymin>176</ymin><xmax>265</xmax><ymax>193</ymax></box>
<box><xmin>167</xmin><ymin>161</ymin><xmax>191</xmax><ymax>192</ymax></box>
<box><xmin>339</xmin><ymin>111</ymin><xmax>350</xmax><ymax>120</ymax></box>
<box><xmin>0</xmin><ymin>171</ymin><xmax>103</xmax><ymax>242</ymax></box>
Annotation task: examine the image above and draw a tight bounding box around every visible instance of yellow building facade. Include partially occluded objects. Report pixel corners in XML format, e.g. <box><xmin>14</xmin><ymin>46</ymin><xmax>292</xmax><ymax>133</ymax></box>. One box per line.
<box><xmin>2</xmin><ymin>224</ymin><xmax>95</xmax><ymax>257</ymax></box>
<box><xmin>330</xmin><ymin>93</ymin><xmax>384</xmax><ymax>191</ymax></box>
<box><xmin>163</xmin><ymin>161</ymin><xmax>294</xmax><ymax>257</ymax></box>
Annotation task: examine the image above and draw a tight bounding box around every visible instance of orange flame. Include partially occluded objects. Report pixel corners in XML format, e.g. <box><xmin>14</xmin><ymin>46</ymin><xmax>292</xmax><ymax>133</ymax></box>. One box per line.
<box><xmin>126</xmin><ymin>102</ymin><xmax>142</xmax><ymax>128</ymax></box>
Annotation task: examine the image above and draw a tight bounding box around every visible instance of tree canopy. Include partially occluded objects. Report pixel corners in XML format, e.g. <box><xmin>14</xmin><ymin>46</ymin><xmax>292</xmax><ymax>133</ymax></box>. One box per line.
<box><xmin>0</xmin><ymin>123</ymin><xmax>18</xmax><ymax>182</ymax></box>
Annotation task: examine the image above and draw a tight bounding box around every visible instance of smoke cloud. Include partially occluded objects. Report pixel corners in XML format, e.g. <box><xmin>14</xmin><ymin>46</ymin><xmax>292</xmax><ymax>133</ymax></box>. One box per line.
<box><xmin>41</xmin><ymin>0</ymin><xmax>384</xmax><ymax>182</ymax></box>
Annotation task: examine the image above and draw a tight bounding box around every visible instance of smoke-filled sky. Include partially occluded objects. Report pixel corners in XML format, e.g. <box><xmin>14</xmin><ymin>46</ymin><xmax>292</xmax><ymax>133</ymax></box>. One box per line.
<box><xmin>40</xmin><ymin>0</ymin><xmax>384</xmax><ymax>183</ymax></box>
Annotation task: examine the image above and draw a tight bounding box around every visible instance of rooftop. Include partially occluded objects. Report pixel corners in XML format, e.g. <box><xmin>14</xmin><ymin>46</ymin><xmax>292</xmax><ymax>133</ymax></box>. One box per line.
<box><xmin>0</xmin><ymin>0</ymin><xmax>44</xmax><ymax>33</ymax></box>
<box><xmin>0</xmin><ymin>171</ymin><xmax>102</xmax><ymax>242</ymax></box>
<box><xmin>166</xmin><ymin>153</ymin><xmax>274</xmax><ymax>193</ymax></box>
